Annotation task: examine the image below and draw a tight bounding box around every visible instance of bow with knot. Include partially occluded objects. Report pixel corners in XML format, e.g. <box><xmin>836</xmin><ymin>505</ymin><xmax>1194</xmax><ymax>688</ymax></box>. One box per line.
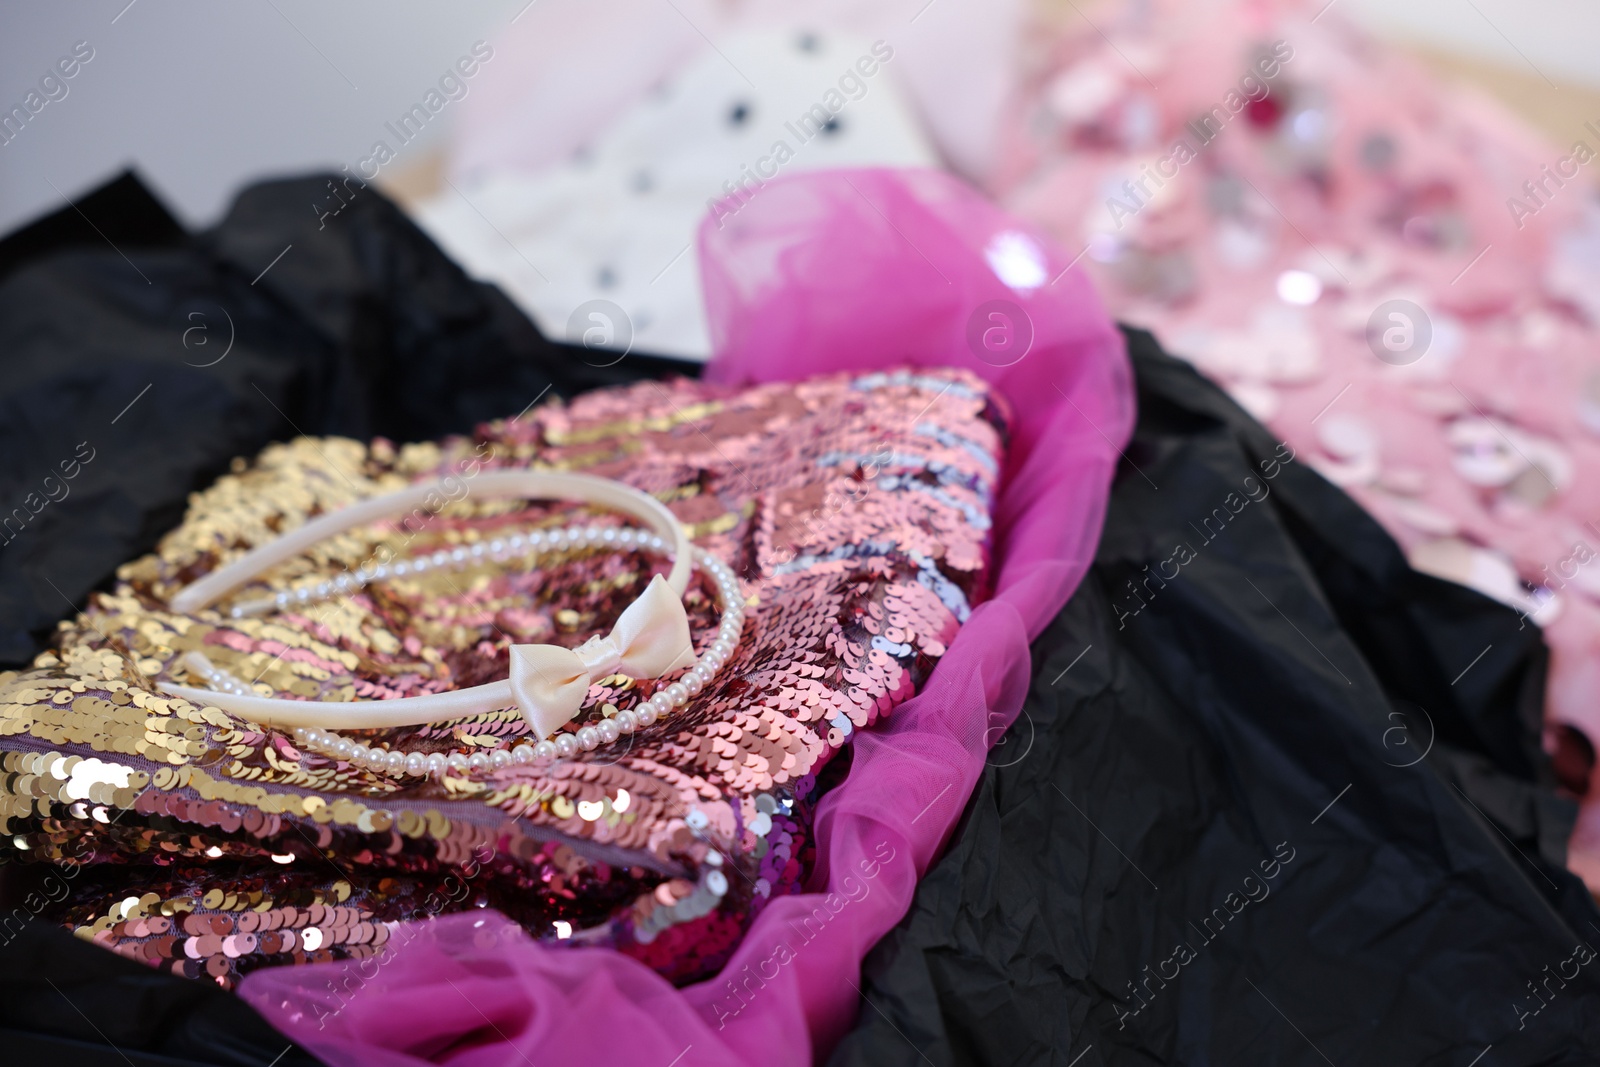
<box><xmin>509</xmin><ymin>574</ymin><xmax>697</xmax><ymax>738</ymax></box>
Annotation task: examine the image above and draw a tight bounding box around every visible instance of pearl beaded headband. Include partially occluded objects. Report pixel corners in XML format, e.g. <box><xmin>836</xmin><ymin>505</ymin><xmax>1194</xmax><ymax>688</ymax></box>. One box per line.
<box><xmin>161</xmin><ymin>470</ymin><xmax>715</xmax><ymax>741</ymax></box>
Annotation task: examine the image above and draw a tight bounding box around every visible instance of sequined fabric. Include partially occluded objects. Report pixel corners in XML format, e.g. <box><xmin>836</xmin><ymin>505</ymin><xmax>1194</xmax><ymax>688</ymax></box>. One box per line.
<box><xmin>0</xmin><ymin>369</ymin><xmax>1004</xmax><ymax>986</ymax></box>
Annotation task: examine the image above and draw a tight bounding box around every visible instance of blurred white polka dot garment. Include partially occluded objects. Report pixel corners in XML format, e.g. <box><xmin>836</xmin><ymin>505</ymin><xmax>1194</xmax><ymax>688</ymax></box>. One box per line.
<box><xmin>415</xmin><ymin>29</ymin><xmax>936</xmax><ymax>361</ymax></box>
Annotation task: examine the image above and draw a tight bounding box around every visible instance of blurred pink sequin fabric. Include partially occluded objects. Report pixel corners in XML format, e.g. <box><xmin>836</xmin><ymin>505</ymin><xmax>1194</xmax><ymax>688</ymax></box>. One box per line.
<box><xmin>239</xmin><ymin>169</ymin><xmax>1132</xmax><ymax>1064</ymax></box>
<box><xmin>988</xmin><ymin>0</ymin><xmax>1600</xmax><ymax>881</ymax></box>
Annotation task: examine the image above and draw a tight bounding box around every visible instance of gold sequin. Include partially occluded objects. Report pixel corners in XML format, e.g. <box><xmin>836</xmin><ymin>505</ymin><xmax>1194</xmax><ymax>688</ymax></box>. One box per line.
<box><xmin>0</xmin><ymin>369</ymin><xmax>1002</xmax><ymax>985</ymax></box>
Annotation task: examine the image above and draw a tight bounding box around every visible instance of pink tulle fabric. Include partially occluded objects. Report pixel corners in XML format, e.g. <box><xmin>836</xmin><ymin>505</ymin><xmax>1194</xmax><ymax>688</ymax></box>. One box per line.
<box><xmin>237</xmin><ymin>169</ymin><xmax>1133</xmax><ymax>1065</ymax></box>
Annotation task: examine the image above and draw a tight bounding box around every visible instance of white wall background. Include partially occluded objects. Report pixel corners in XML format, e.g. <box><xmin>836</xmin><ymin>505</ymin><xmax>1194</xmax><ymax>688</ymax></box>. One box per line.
<box><xmin>0</xmin><ymin>0</ymin><xmax>525</xmax><ymax>232</ymax></box>
<box><xmin>1341</xmin><ymin>0</ymin><xmax>1600</xmax><ymax>89</ymax></box>
<box><xmin>0</xmin><ymin>0</ymin><xmax>1596</xmax><ymax>235</ymax></box>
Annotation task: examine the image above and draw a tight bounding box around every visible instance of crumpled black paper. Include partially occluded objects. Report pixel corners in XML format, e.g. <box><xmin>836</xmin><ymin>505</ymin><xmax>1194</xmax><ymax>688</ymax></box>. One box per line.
<box><xmin>829</xmin><ymin>328</ymin><xmax>1600</xmax><ymax>1066</ymax></box>
<box><xmin>0</xmin><ymin>904</ymin><xmax>322</xmax><ymax>1067</ymax></box>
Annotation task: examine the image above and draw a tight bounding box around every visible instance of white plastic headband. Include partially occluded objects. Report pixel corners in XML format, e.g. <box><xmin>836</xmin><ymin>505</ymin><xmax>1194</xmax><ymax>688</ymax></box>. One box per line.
<box><xmin>161</xmin><ymin>470</ymin><xmax>696</xmax><ymax>734</ymax></box>
<box><xmin>169</xmin><ymin>469</ymin><xmax>692</xmax><ymax>613</ymax></box>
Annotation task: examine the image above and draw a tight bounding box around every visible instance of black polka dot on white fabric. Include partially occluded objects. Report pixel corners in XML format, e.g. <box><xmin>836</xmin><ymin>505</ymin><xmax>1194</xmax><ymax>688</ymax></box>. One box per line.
<box><xmin>727</xmin><ymin>101</ymin><xmax>751</xmax><ymax>127</ymax></box>
<box><xmin>631</xmin><ymin>169</ymin><xmax>654</xmax><ymax>193</ymax></box>
<box><xmin>796</xmin><ymin>32</ymin><xmax>820</xmax><ymax>53</ymax></box>
<box><xmin>821</xmin><ymin>117</ymin><xmax>843</xmax><ymax>136</ymax></box>
<box><xmin>596</xmin><ymin>266</ymin><xmax>617</xmax><ymax>289</ymax></box>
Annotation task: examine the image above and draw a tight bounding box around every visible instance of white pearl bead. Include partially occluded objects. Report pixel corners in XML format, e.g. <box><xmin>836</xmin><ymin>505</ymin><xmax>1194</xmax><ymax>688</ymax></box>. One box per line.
<box><xmin>533</xmin><ymin>740</ymin><xmax>558</xmax><ymax>761</ymax></box>
<box><xmin>525</xmin><ymin>532</ymin><xmax>542</xmax><ymax>548</ymax></box>
<box><xmin>490</xmin><ymin>749</ymin><xmax>513</xmax><ymax>769</ymax></box>
<box><xmin>576</xmin><ymin>726</ymin><xmax>600</xmax><ymax>751</ymax></box>
<box><xmin>446</xmin><ymin>753</ymin><xmax>469</xmax><ymax>772</ymax></box>
<box><xmin>405</xmin><ymin>753</ymin><xmax>426</xmax><ymax>776</ymax></box>
<box><xmin>275</xmin><ymin>592</ymin><xmax>290</xmax><ymax>606</ymax></box>
<box><xmin>385</xmin><ymin>751</ymin><xmax>405</xmax><ymax>773</ymax></box>
<box><xmin>615</xmin><ymin>709</ymin><xmax>637</xmax><ymax>733</ymax></box>
<box><xmin>684</xmin><ymin>675</ymin><xmax>704</xmax><ymax>697</ymax></box>
<box><xmin>584</xmin><ymin>526</ymin><xmax>602</xmax><ymax>544</ymax></box>
<box><xmin>649</xmin><ymin>693</ymin><xmax>671</xmax><ymax>714</ymax></box>
<box><xmin>512</xmin><ymin>745</ymin><xmax>535</xmax><ymax>764</ymax></box>
<box><xmin>489</xmin><ymin>539</ymin><xmax>506</xmax><ymax>556</ymax></box>
<box><xmin>409</xmin><ymin>557</ymin><xmax>427</xmax><ymax>572</ymax></box>
<box><xmin>470</xmin><ymin>543</ymin><xmax>486</xmax><ymax>558</ymax></box>
<box><xmin>448</xmin><ymin>548</ymin><xmax>466</xmax><ymax>565</ymax></box>
<box><xmin>555</xmin><ymin>734</ymin><xmax>579</xmax><ymax>758</ymax></box>
<box><xmin>634</xmin><ymin>704</ymin><xmax>658</xmax><ymax>726</ymax></box>
<box><xmin>597</xmin><ymin>720</ymin><xmax>620</xmax><ymax>744</ymax></box>
<box><xmin>468</xmin><ymin>752</ymin><xmax>489</xmax><ymax>772</ymax></box>
<box><xmin>425</xmin><ymin>753</ymin><xmax>446</xmax><ymax>775</ymax></box>
<box><xmin>334</xmin><ymin>739</ymin><xmax>355</xmax><ymax>759</ymax></box>
<box><xmin>666</xmin><ymin>683</ymin><xmax>688</xmax><ymax>706</ymax></box>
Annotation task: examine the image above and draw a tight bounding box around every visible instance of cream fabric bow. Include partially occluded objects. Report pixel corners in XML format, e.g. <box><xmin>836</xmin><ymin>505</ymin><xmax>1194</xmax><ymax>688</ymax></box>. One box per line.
<box><xmin>509</xmin><ymin>574</ymin><xmax>697</xmax><ymax>738</ymax></box>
